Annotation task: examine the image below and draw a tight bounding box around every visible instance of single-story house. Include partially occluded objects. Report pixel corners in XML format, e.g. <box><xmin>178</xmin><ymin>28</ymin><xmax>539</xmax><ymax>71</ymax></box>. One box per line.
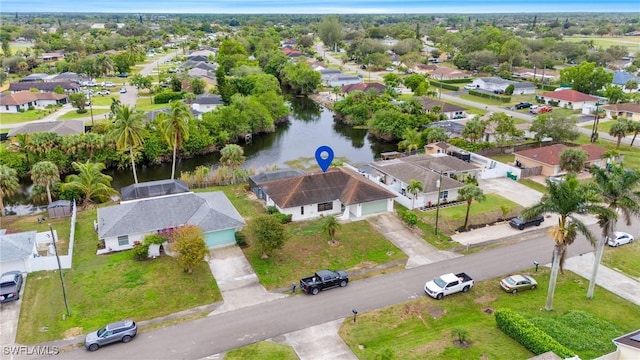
<box><xmin>341</xmin><ymin>82</ymin><xmax>386</xmax><ymax>94</ymax></box>
<box><xmin>7</xmin><ymin>120</ymin><xmax>84</xmax><ymax>137</ymax></box>
<box><xmin>249</xmin><ymin>169</ymin><xmax>306</xmax><ymax>199</ymax></box>
<box><xmin>319</xmin><ymin>69</ymin><xmax>343</xmax><ymax>82</ymax></box>
<box><xmin>191</xmin><ymin>94</ymin><xmax>224</xmax><ymax>114</ymax></box>
<box><xmin>512</xmin><ymin>67</ymin><xmax>559</xmax><ymax>82</ymax></box>
<box><xmin>471</xmin><ymin>77</ymin><xmax>536</xmax><ymax>95</ymax></box>
<box><xmin>9</xmin><ymin>80</ymin><xmax>81</xmax><ymax>93</ymax></box>
<box><xmin>430</xmin><ymin>67</ymin><xmax>468</xmax><ymax>80</ymax></box>
<box><xmin>0</xmin><ymin>229</ymin><xmax>38</xmax><ymax>273</ymax></box>
<box><xmin>97</xmin><ymin>191</ymin><xmax>245</xmax><ymax>253</ymax></box>
<box><xmin>602</xmin><ymin>103</ymin><xmax>640</xmax><ymax>122</ymax></box>
<box><xmin>513</xmin><ymin>143</ymin><xmax>606</xmax><ymax>177</ymax></box>
<box><xmin>187</xmin><ymin>68</ymin><xmax>215</xmax><ymax>80</ymax></box>
<box><xmin>369</xmin><ymin>154</ymin><xmax>469</xmax><ymax>209</ymax></box>
<box><xmin>39</xmin><ymin>52</ymin><xmax>64</xmax><ymax>62</ymax></box>
<box><xmin>608</xmin><ymin>329</ymin><xmax>640</xmax><ymax>360</ymax></box>
<box><xmin>424</xmin><ymin>120</ymin><xmax>465</xmax><ymax>137</ymax></box>
<box><xmin>419</xmin><ymin>98</ymin><xmax>468</xmax><ymax>120</ymax></box>
<box><xmin>424</xmin><ymin>142</ymin><xmax>450</xmax><ymax>155</ymax></box>
<box><xmin>53</xmin><ymin>72</ymin><xmax>84</xmax><ymax>83</ymax></box>
<box><xmin>21</xmin><ymin>73</ymin><xmax>51</xmax><ymax>82</ymax></box>
<box><xmin>327</xmin><ymin>74</ymin><xmax>362</xmax><ymax>87</ymax></box>
<box><xmin>282</xmin><ymin>47</ymin><xmax>303</xmax><ymax>58</ymax></box>
<box><xmin>0</xmin><ymin>91</ymin><xmax>68</xmax><ymax>113</ymax></box>
<box><xmin>537</xmin><ymin>89</ymin><xmax>601</xmax><ymax>111</ymax></box>
<box><xmin>611</xmin><ymin>70</ymin><xmax>640</xmax><ymax>92</ymax></box>
<box><xmin>258</xmin><ymin>167</ymin><xmax>396</xmax><ymax>221</ymax></box>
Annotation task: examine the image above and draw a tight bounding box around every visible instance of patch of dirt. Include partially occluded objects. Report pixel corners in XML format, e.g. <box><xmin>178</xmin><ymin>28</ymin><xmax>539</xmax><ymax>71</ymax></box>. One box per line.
<box><xmin>358</xmin><ymin>344</ymin><xmax>366</xmax><ymax>350</ymax></box>
<box><xmin>474</xmin><ymin>294</ymin><xmax>497</xmax><ymax>304</ymax></box>
<box><xmin>426</xmin><ymin>303</ymin><xmax>446</xmax><ymax>319</ymax></box>
<box><xmin>483</xmin><ymin>308</ymin><xmax>494</xmax><ymax>315</ymax></box>
<box><xmin>453</xmin><ymin>340</ymin><xmax>471</xmax><ymax>349</ymax></box>
<box><xmin>328</xmin><ymin>240</ymin><xmax>341</xmax><ymax>247</ymax></box>
<box><xmin>350</xmin><ymin>261</ymin><xmax>376</xmax><ymax>270</ymax></box>
<box><xmin>63</xmin><ymin>327</ymin><xmax>83</xmax><ymax>338</ymax></box>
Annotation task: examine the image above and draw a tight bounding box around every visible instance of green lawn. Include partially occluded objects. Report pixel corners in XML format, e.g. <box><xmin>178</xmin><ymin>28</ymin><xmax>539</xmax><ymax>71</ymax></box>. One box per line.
<box><xmin>0</xmin><ymin>108</ymin><xmax>59</xmax><ymax>125</ymax></box>
<box><xmin>489</xmin><ymin>154</ymin><xmax>515</xmax><ymax>165</ymax></box>
<box><xmin>14</xmin><ymin>208</ymin><xmax>221</xmax><ymax>344</ymax></box>
<box><xmin>517</xmin><ymin>179</ymin><xmax>549</xmax><ymax>195</ymax></box>
<box><xmin>417</xmin><ymin>194</ymin><xmax>523</xmax><ymax>235</ymax></box>
<box><xmin>564</xmin><ymin>36</ymin><xmax>640</xmax><ymax>53</ymax></box>
<box><xmin>244</xmin><ymin>218</ymin><xmax>408</xmax><ymax>289</ymax></box>
<box><xmin>225</xmin><ymin>341</ymin><xmax>298</xmax><ymax>360</ymax></box>
<box><xmin>339</xmin><ymin>269</ymin><xmax>639</xmax><ymax>360</ymax></box>
<box><xmin>602</xmin><ymin>240</ymin><xmax>640</xmax><ymax>280</ymax></box>
<box><xmin>90</xmin><ymin>95</ymin><xmax>120</xmax><ymax>107</ymax></box>
<box><xmin>58</xmin><ymin>108</ymin><xmax>110</xmax><ymax>120</ymax></box>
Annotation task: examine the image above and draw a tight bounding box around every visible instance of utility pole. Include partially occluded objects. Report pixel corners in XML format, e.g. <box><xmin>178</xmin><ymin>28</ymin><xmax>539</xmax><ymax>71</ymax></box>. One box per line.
<box><xmin>590</xmin><ymin>102</ymin><xmax>602</xmax><ymax>143</ymax></box>
<box><xmin>88</xmin><ymin>91</ymin><xmax>94</xmax><ymax>127</ymax></box>
<box><xmin>434</xmin><ymin>170</ymin><xmax>444</xmax><ymax>235</ymax></box>
<box><xmin>50</xmin><ymin>224</ymin><xmax>71</xmax><ymax>317</ymax></box>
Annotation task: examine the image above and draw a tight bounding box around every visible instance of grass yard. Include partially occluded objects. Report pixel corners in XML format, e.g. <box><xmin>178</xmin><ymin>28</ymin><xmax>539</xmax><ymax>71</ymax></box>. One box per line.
<box><xmin>517</xmin><ymin>179</ymin><xmax>549</xmax><ymax>195</ymax></box>
<box><xmin>564</xmin><ymin>36</ymin><xmax>640</xmax><ymax>54</ymax></box>
<box><xmin>243</xmin><ymin>218</ymin><xmax>408</xmax><ymax>289</ymax></box>
<box><xmin>417</xmin><ymin>194</ymin><xmax>523</xmax><ymax>235</ymax></box>
<box><xmin>339</xmin><ymin>269</ymin><xmax>639</xmax><ymax>360</ymax></box>
<box><xmin>194</xmin><ymin>184</ymin><xmax>266</xmax><ymax>220</ymax></box>
<box><xmin>90</xmin><ymin>95</ymin><xmax>120</xmax><ymax>107</ymax></box>
<box><xmin>2</xmin><ymin>212</ymin><xmax>72</xmax><ymax>255</ymax></box>
<box><xmin>602</xmin><ymin>240</ymin><xmax>640</xmax><ymax>280</ymax></box>
<box><xmin>15</xmin><ymin>208</ymin><xmax>221</xmax><ymax>344</ymax></box>
<box><xmin>489</xmin><ymin>153</ymin><xmax>515</xmax><ymax>165</ymax></box>
<box><xmin>58</xmin><ymin>108</ymin><xmax>110</xmax><ymax>120</ymax></box>
<box><xmin>0</xmin><ymin>108</ymin><xmax>59</xmax><ymax>126</ymax></box>
<box><xmin>225</xmin><ymin>341</ymin><xmax>298</xmax><ymax>360</ymax></box>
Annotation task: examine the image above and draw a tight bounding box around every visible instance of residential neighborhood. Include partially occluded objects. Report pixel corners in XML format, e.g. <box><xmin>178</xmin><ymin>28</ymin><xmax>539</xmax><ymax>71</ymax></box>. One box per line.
<box><xmin>0</xmin><ymin>9</ymin><xmax>639</xmax><ymax>360</ymax></box>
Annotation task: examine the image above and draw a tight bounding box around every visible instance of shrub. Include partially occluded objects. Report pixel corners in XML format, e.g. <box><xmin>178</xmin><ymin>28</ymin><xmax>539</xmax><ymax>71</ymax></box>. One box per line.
<box><xmin>494</xmin><ymin>309</ymin><xmax>574</xmax><ymax>358</ymax></box>
<box><xmin>400</xmin><ymin>210</ymin><xmax>418</xmax><ymax>227</ymax></box>
<box><xmin>429</xmin><ymin>80</ymin><xmax>460</xmax><ymax>91</ymax></box>
<box><xmin>132</xmin><ymin>243</ymin><xmax>150</xmax><ymax>261</ymax></box>
<box><xmin>273</xmin><ymin>212</ymin><xmax>292</xmax><ymax>224</ymax></box>
<box><xmin>154</xmin><ymin>90</ymin><xmax>184</xmax><ymax>104</ymax></box>
<box><xmin>235</xmin><ymin>232</ymin><xmax>247</xmax><ymax>247</ymax></box>
<box><xmin>266</xmin><ymin>206</ymin><xmax>280</xmax><ymax>214</ymax></box>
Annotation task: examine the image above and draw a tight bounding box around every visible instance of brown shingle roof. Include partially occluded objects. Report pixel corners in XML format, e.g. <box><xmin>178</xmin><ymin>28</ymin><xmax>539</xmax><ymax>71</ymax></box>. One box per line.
<box><xmin>539</xmin><ymin>89</ymin><xmax>600</xmax><ymax>102</ymax></box>
<box><xmin>341</xmin><ymin>82</ymin><xmax>386</xmax><ymax>93</ymax></box>
<box><xmin>603</xmin><ymin>103</ymin><xmax>640</xmax><ymax>113</ymax></box>
<box><xmin>514</xmin><ymin>144</ymin><xmax>606</xmax><ymax>166</ymax></box>
<box><xmin>0</xmin><ymin>91</ymin><xmax>38</xmax><ymax>106</ymax></box>
<box><xmin>259</xmin><ymin>167</ymin><xmax>395</xmax><ymax>208</ymax></box>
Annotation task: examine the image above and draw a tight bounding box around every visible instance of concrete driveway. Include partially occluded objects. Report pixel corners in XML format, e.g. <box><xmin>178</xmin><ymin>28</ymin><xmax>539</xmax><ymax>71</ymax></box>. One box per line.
<box><xmin>0</xmin><ymin>274</ymin><xmax>25</xmax><ymax>348</ymax></box>
<box><xmin>479</xmin><ymin>177</ymin><xmax>544</xmax><ymax>208</ymax></box>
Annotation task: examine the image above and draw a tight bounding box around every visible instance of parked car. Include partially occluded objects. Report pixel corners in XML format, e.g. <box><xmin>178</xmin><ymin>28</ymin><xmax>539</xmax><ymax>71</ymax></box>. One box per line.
<box><xmin>500</xmin><ymin>274</ymin><xmax>537</xmax><ymax>294</ymax></box>
<box><xmin>101</xmin><ymin>82</ymin><xmax>115</xmax><ymax>87</ymax></box>
<box><xmin>514</xmin><ymin>102</ymin><xmax>533</xmax><ymax>110</ymax></box>
<box><xmin>117</xmin><ymin>73</ymin><xmax>128</xmax><ymax>78</ymax></box>
<box><xmin>607</xmin><ymin>231</ymin><xmax>634</xmax><ymax>247</ymax></box>
<box><xmin>84</xmin><ymin>319</ymin><xmax>137</xmax><ymax>351</ymax></box>
<box><xmin>509</xmin><ymin>215</ymin><xmax>544</xmax><ymax>230</ymax></box>
<box><xmin>424</xmin><ymin>272</ymin><xmax>474</xmax><ymax>299</ymax></box>
<box><xmin>0</xmin><ymin>271</ymin><xmax>23</xmax><ymax>303</ymax></box>
<box><xmin>119</xmin><ymin>87</ymin><xmax>127</xmax><ymax>94</ymax></box>
<box><xmin>299</xmin><ymin>270</ymin><xmax>348</xmax><ymax>295</ymax></box>
<box><xmin>531</xmin><ymin>105</ymin><xmax>552</xmax><ymax>114</ymax></box>
<box><xmin>493</xmin><ymin>89</ymin><xmax>505</xmax><ymax>94</ymax></box>
<box><xmin>96</xmin><ymin>90</ymin><xmax>110</xmax><ymax>95</ymax></box>
<box><xmin>464</xmin><ymin>84</ymin><xmax>477</xmax><ymax>90</ymax></box>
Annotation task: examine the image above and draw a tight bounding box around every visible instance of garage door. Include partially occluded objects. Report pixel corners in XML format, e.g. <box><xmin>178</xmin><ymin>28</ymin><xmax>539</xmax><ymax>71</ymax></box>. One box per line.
<box><xmin>204</xmin><ymin>229</ymin><xmax>236</xmax><ymax>248</ymax></box>
<box><xmin>361</xmin><ymin>200</ymin><xmax>388</xmax><ymax>216</ymax></box>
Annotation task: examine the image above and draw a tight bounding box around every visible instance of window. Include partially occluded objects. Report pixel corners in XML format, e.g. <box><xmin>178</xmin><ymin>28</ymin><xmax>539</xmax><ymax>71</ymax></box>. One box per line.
<box><xmin>117</xmin><ymin>235</ymin><xmax>129</xmax><ymax>246</ymax></box>
<box><xmin>317</xmin><ymin>202</ymin><xmax>333</xmax><ymax>212</ymax></box>
<box><xmin>300</xmin><ymin>206</ymin><xmax>304</xmax><ymax>215</ymax></box>
<box><xmin>439</xmin><ymin>190</ymin><xmax>449</xmax><ymax>200</ymax></box>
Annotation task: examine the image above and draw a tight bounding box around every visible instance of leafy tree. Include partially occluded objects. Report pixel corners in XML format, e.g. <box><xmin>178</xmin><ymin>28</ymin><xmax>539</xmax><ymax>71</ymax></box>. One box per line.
<box><xmin>406</xmin><ymin>179</ymin><xmax>424</xmax><ymax>210</ymax></box>
<box><xmin>170</xmin><ymin>225</ymin><xmax>208</xmax><ymax>274</ymax></box>
<box><xmin>522</xmin><ymin>174</ymin><xmax>607</xmax><ymax>311</ymax></box>
<box><xmin>190</xmin><ymin>78</ymin><xmax>206</xmax><ymax>95</ymax></box>
<box><xmin>68</xmin><ymin>93</ymin><xmax>87</xmax><ymax>113</ymax></box>
<box><xmin>61</xmin><ymin>162</ymin><xmax>118</xmax><ymax>209</ymax></box>
<box><xmin>609</xmin><ymin>119</ymin><xmax>631</xmax><ymax>149</ymax></box>
<box><xmin>457</xmin><ymin>184</ymin><xmax>486</xmax><ymax>230</ymax></box>
<box><xmin>0</xmin><ymin>165</ymin><xmax>19</xmax><ymax>216</ymax></box>
<box><xmin>624</xmin><ymin>79</ymin><xmax>638</xmax><ymax>93</ymax></box>
<box><xmin>30</xmin><ymin>161</ymin><xmax>60</xmax><ymax>204</ymax></box>
<box><xmin>603</xmin><ymin>85</ymin><xmax>627</xmax><ymax>104</ymax></box>
<box><xmin>587</xmin><ymin>164</ymin><xmax>640</xmax><ymax>299</ymax></box>
<box><xmin>321</xmin><ymin>215</ymin><xmax>342</xmax><ymax>240</ymax></box>
<box><xmin>368</xmin><ymin>108</ymin><xmax>413</xmax><ymax>141</ymax></box>
<box><xmin>403</xmin><ymin>74</ymin><xmax>427</xmax><ymax>93</ymax></box>
<box><xmin>504</xmin><ymin>84</ymin><xmax>514</xmax><ymax>95</ymax></box>
<box><xmin>281</xmin><ymin>61</ymin><xmax>321</xmax><ymax>95</ymax></box>
<box><xmin>109</xmin><ymin>105</ymin><xmax>148</xmax><ymax>184</ymax></box>
<box><xmin>559</xmin><ymin>61</ymin><xmax>613</xmax><ymax>95</ymax></box>
<box><xmin>382</xmin><ymin>73</ymin><xmax>401</xmax><ymax>88</ymax></box>
<box><xmin>529</xmin><ymin>113</ymin><xmax>579</xmax><ymax>143</ymax></box>
<box><xmin>318</xmin><ymin>16</ymin><xmax>343</xmax><ymax>52</ymax></box>
<box><xmin>559</xmin><ymin>148</ymin><xmax>588</xmax><ymax>173</ymax></box>
<box><xmin>489</xmin><ymin>112</ymin><xmax>523</xmax><ymax>146</ymax></box>
<box><xmin>420</xmin><ymin>127</ymin><xmax>449</xmax><ymax>145</ymax></box>
<box><xmin>461</xmin><ymin>116</ymin><xmax>486</xmax><ymax>143</ymax></box>
<box><xmin>158</xmin><ymin>100</ymin><xmax>192</xmax><ymax>180</ymax></box>
<box><xmin>248</xmin><ymin>215</ymin><xmax>289</xmax><ymax>258</ymax></box>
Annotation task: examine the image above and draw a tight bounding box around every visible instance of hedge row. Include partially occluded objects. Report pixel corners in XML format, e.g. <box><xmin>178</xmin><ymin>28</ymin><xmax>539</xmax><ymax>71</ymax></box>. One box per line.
<box><xmin>468</xmin><ymin>89</ymin><xmax>511</xmax><ymax>103</ymax></box>
<box><xmin>154</xmin><ymin>90</ymin><xmax>185</xmax><ymax>104</ymax></box>
<box><xmin>494</xmin><ymin>309</ymin><xmax>574</xmax><ymax>358</ymax></box>
<box><xmin>536</xmin><ymin>84</ymin><xmax>558</xmax><ymax>91</ymax></box>
<box><xmin>429</xmin><ymin>80</ymin><xmax>460</xmax><ymax>91</ymax></box>
<box><xmin>440</xmin><ymin>78</ymin><xmax>472</xmax><ymax>84</ymax></box>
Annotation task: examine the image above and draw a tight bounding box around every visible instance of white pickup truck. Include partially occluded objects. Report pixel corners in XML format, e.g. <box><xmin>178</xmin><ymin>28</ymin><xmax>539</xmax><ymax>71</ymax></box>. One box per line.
<box><xmin>424</xmin><ymin>272</ymin><xmax>474</xmax><ymax>300</ymax></box>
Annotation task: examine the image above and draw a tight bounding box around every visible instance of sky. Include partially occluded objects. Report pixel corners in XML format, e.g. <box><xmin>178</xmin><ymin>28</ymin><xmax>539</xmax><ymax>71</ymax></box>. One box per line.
<box><xmin>1</xmin><ymin>0</ymin><xmax>639</xmax><ymax>14</ymax></box>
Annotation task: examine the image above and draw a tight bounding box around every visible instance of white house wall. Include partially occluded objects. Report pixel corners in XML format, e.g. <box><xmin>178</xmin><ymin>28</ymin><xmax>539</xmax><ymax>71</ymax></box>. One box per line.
<box><xmin>103</xmin><ymin>232</ymin><xmax>146</xmax><ymax>253</ymax></box>
<box><xmin>281</xmin><ymin>200</ymin><xmax>342</xmax><ymax>221</ymax></box>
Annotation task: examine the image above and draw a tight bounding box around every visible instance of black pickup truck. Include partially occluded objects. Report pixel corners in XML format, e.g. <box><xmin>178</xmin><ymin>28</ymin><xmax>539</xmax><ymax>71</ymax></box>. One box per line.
<box><xmin>509</xmin><ymin>215</ymin><xmax>544</xmax><ymax>230</ymax></box>
<box><xmin>299</xmin><ymin>270</ymin><xmax>349</xmax><ymax>295</ymax></box>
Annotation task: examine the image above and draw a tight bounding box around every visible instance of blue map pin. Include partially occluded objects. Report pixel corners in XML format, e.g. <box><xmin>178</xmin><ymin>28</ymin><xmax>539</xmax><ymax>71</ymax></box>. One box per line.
<box><xmin>315</xmin><ymin>146</ymin><xmax>334</xmax><ymax>173</ymax></box>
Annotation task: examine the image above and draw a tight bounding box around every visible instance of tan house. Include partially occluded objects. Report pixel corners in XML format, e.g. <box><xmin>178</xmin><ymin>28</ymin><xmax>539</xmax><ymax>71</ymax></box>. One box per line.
<box><xmin>602</xmin><ymin>103</ymin><xmax>640</xmax><ymax>122</ymax></box>
<box><xmin>537</xmin><ymin>89</ymin><xmax>601</xmax><ymax>110</ymax></box>
<box><xmin>513</xmin><ymin>144</ymin><xmax>606</xmax><ymax>177</ymax></box>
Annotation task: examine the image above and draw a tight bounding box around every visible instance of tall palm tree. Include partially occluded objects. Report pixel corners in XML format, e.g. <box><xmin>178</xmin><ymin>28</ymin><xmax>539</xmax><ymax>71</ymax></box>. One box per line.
<box><xmin>0</xmin><ymin>165</ymin><xmax>20</xmax><ymax>217</ymax></box>
<box><xmin>608</xmin><ymin>119</ymin><xmax>631</xmax><ymax>149</ymax></box>
<box><xmin>398</xmin><ymin>128</ymin><xmax>420</xmax><ymax>155</ymax></box>
<box><xmin>406</xmin><ymin>179</ymin><xmax>424</xmax><ymax>210</ymax></box>
<box><xmin>81</xmin><ymin>132</ymin><xmax>105</xmax><ymax>162</ymax></box>
<box><xmin>62</xmin><ymin>162</ymin><xmax>119</xmax><ymax>209</ymax></box>
<box><xmin>628</xmin><ymin>121</ymin><xmax>640</xmax><ymax>148</ymax></box>
<box><xmin>559</xmin><ymin>148</ymin><xmax>587</xmax><ymax>173</ymax></box>
<box><xmin>461</xmin><ymin>116</ymin><xmax>486</xmax><ymax>143</ymax></box>
<box><xmin>30</xmin><ymin>161</ymin><xmax>60</xmax><ymax>204</ymax></box>
<box><xmin>456</xmin><ymin>184</ymin><xmax>486</xmax><ymax>230</ymax></box>
<box><xmin>158</xmin><ymin>101</ymin><xmax>192</xmax><ymax>180</ymax></box>
<box><xmin>95</xmin><ymin>54</ymin><xmax>114</xmax><ymax>78</ymax></box>
<box><xmin>521</xmin><ymin>174</ymin><xmax>609</xmax><ymax>311</ymax></box>
<box><xmin>109</xmin><ymin>105</ymin><xmax>148</xmax><ymax>184</ymax></box>
<box><xmin>587</xmin><ymin>164</ymin><xmax>640</xmax><ymax>299</ymax></box>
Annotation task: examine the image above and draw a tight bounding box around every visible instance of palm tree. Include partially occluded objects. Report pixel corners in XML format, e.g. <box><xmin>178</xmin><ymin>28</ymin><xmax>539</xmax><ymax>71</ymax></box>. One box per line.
<box><xmin>220</xmin><ymin>144</ymin><xmax>246</xmax><ymax>169</ymax></box>
<box><xmin>331</xmin><ymin>86</ymin><xmax>341</xmax><ymax>101</ymax></box>
<box><xmin>406</xmin><ymin>179</ymin><xmax>424</xmax><ymax>210</ymax></box>
<box><xmin>109</xmin><ymin>105</ymin><xmax>148</xmax><ymax>184</ymax></box>
<box><xmin>461</xmin><ymin>116</ymin><xmax>486</xmax><ymax>143</ymax></box>
<box><xmin>559</xmin><ymin>148</ymin><xmax>588</xmax><ymax>173</ymax></box>
<box><xmin>62</xmin><ymin>162</ymin><xmax>119</xmax><ymax>209</ymax></box>
<box><xmin>30</xmin><ymin>161</ymin><xmax>60</xmax><ymax>204</ymax></box>
<box><xmin>321</xmin><ymin>215</ymin><xmax>342</xmax><ymax>241</ymax></box>
<box><xmin>628</xmin><ymin>121</ymin><xmax>640</xmax><ymax>148</ymax></box>
<box><xmin>608</xmin><ymin>119</ymin><xmax>631</xmax><ymax>149</ymax></box>
<box><xmin>109</xmin><ymin>97</ymin><xmax>121</xmax><ymax>119</ymax></box>
<box><xmin>624</xmin><ymin>79</ymin><xmax>638</xmax><ymax>93</ymax></box>
<box><xmin>8</xmin><ymin>133</ymin><xmax>32</xmax><ymax>164</ymax></box>
<box><xmin>587</xmin><ymin>164</ymin><xmax>640</xmax><ymax>299</ymax></box>
<box><xmin>158</xmin><ymin>100</ymin><xmax>192</xmax><ymax>179</ymax></box>
<box><xmin>456</xmin><ymin>184</ymin><xmax>486</xmax><ymax>230</ymax></box>
<box><xmin>95</xmin><ymin>54</ymin><xmax>114</xmax><ymax>78</ymax></box>
<box><xmin>398</xmin><ymin>128</ymin><xmax>421</xmax><ymax>155</ymax></box>
<box><xmin>0</xmin><ymin>165</ymin><xmax>20</xmax><ymax>217</ymax></box>
<box><xmin>522</xmin><ymin>174</ymin><xmax>609</xmax><ymax>311</ymax></box>
<box><xmin>81</xmin><ymin>132</ymin><xmax>105</xmax><ymax>162</ymax></box>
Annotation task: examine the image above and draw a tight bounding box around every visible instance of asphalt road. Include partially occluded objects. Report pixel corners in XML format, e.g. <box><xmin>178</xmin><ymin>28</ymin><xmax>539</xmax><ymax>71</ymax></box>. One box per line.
<box><xmin>53</xmin><ymin>230</ymin><xmax>599</xmax><ymax>360</ymax></box>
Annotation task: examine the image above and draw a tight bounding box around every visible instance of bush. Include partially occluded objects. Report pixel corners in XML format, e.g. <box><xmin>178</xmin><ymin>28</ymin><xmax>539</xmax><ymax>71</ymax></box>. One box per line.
<box><xmin>400</xmin><ymin>210</ymin><xmax>418</xmax><ymax>227</ymax></box>
<box><xmin>132</xmin><ymin>243</ymin><xmax>150</xmax><ymax>261</ymax></box>
<box><xmin>494</xmin><ymin>309</ymin><xmax>574</xmax><ymax>358</ymax></box>
<box><xmin>235</xmin><ymin>232</ymin><xmax>247</xmax><ymax>247</ymax></box>
<box><xmin>266</xmin><ymin>206</ymin><xmax>280</xmax><ymax>214</ymax></box>
<box><xmin>154</xmin><ymin>90</ymin><xmax>184</xmax><ymax>104</ymax></box>
<box><xmin>273</xmin><ymin>212</ymin><xmax>292</xmax><ymax>224</ymax></box>
<box><xmin>429</xmin><ymin>80</ymin><xmax>460</xmax><ymax>91</ymax></box>
<box><xmin>468</xmin><ymin>89</ymin><xmax>511</xmax><ymax>103</ymax></box>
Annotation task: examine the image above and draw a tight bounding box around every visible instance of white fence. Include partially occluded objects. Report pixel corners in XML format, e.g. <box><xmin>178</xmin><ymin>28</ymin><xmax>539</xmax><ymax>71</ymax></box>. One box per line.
<box><xmin>469</xmin><ymin>152</ymin><xmax>522</xmax><ymax>180</ymax></box>
<box><xmin>28</xmin><ymin>201</ymin><xmax>76</xmax><ymax>272</ymax></box>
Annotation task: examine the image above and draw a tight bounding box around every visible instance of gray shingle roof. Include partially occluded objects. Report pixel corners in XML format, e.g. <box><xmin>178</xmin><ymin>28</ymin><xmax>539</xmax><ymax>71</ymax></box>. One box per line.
<box><xmin>7</xmin><ymin>120</ymin><xmax>84</xmax><ymax>137</ymax></box>
<box><xmin>370</xmin><ymin>160</ymin><xmax>464</xmax><ymax>193</ymax></box>
<box><xmin>97</xmin><ymin>192</ymin><xmax>245</xmax><ymax>239</ymax></box>
<box><xmin>0</xmin><ymin>230</ymin><xmax>37</xmax><ymax>262</ymax></box>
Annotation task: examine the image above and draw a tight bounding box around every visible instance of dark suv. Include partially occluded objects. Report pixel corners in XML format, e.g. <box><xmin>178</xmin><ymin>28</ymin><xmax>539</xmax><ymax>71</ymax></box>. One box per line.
<box><xmin>0</xmin><ymin>271</ymin><xmax>23</xmax><ymax>303</ymax></box>
<box><xmin>85</xmin><ymin>319</ymin><xmax>138</xmax><ymax>351</ymax></box>
<box><xmin>514</xmin><ymin>102</ymin><xmax>533</xmax><ymax>110</ymax></box>
<box><xmin>509</xmin><ymin>215</ymin><xmax>544</xmax><ymax>230</ymax></box>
